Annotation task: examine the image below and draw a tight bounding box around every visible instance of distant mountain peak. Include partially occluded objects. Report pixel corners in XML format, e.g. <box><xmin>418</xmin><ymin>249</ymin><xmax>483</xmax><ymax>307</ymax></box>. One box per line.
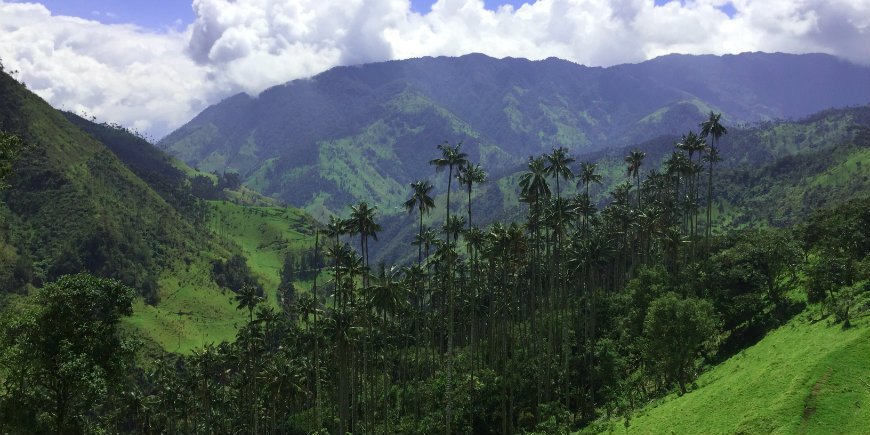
<box><xmin>161</xmin><ymin>52</ymin><xmax>870</xmax><ymax>216</ymax></box>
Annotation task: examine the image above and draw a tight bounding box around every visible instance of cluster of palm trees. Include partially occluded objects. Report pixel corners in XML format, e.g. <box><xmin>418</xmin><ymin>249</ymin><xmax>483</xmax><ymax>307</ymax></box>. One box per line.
<box><xmin>130</xmin><ymin>113</ymin><xmax>728</xmax><ymax>434</ymax></box>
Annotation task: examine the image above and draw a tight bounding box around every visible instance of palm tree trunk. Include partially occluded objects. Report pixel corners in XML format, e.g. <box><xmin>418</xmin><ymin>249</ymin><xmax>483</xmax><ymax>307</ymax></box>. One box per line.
<box><xmin>706</xmin><ymin>141</ymin><xmax>715</xmax><ymax>257</ymax></box>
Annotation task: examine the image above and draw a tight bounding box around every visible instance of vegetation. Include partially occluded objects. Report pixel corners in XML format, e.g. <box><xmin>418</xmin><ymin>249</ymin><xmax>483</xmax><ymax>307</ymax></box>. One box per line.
<box><xmin>159</xmin><ymin>53</ymin><xmax>870</xmax><ymax>217</ymax></box>
<box><xmin>1</xmin><ymin>62</ymin><xmax>869</xmax><ymax>434</ymax></box>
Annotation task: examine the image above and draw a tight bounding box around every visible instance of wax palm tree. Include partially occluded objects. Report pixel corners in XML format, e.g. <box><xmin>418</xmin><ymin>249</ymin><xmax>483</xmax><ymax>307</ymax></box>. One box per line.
<box><xmin>544</xmin><ymin>147</ymin><xmax>575</xmax><ymax>199</ymax></box>
<box><xmin>349</xmin><ymin>201</ymin><xmax>381</xmax><ymax>287</ymax></box>
<box><xmin>624</xmin><ymin>150</ymin><xmax>646</xmax><ymax>209</ymax></box>
<box><xmin>520</xmin><ymin>156</ymin><xmax>552</xmax><ymax>207</ymax></box>
<box><xmin>578</xmin><ymin>162</ymin><xmax>603</xmax><ymax>233</ymax></box>
<box><xmin>428</xmin><ymin>141</ymin><xmax>469</xmax><ymax>432</ymax></box>
<box><xmin>520</xmin><ymin>156</ymin><xmax>552</xmax><ymax>350</ymax></box>
<box><xmin>325</xmin><ymin>215</ymin><xmax>349</xmax><ymax>247</ymax></box>
<box><xmin>404</xmin><ymin>180</ymin><xmax>436</xmax><ymax>264</ymax></box>
<box><xmin>429</xmin><ymin>141</ymin><xmax>469</xmax><ymax>245</ymax></box>
<box><xmin>699</xmin><ymin>111</ymin><xmax>727</xmax><ymax>252</ymax></box>
<box><xmin>234</xmin><ymin>283</ymin><xmax>261</xmax><ymax>432</ymax></box>
<box><xmin>236</xmin><ymin>283</ymin><xmax>262</xmax><ymax>325</ymax></box>
<box><xmin>366</xmin><ymin>265</ymin><xmax>406</xmax><ymax>434</ymax></box>
<box><xmin>443</xmin><ymin>215</ymin><xmax>467</xmax><ymax>246</ymax></box>
<box><xmin>457</xmin><ymin>163</ymin><xmax>487</xmax><ymax>228</ymax></box>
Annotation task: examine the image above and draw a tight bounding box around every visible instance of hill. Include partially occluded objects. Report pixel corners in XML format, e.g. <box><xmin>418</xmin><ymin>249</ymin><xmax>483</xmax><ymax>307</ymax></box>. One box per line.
<box><xmin>589</xmin><ymin>313</ymin><xmax>870</xmax><ymax>434</ymax></box>
<box><xmin>370</xmin><ymin>106</ymin><xmax>870</xmax><ymax>263</ymax></box>
<box><xmin>159</xmin><ymin>52</ymin><xmax>870</xmax><ymax>217</ymax></box>
<box><xmin>0</xmin><ymin>70</ymin><xmax>319</xmax><ymax>353</ymax></box>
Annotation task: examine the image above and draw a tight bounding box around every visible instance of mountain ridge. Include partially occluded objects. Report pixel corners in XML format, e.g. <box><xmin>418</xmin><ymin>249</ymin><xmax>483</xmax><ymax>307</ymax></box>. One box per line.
<box><xmin>160</xmin><ymin>52</ymin><xmax>870</xmax><ymax>217</ymax></box>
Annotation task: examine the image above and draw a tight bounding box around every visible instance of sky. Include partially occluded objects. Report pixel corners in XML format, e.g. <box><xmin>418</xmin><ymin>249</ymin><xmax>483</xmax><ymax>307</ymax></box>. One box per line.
<box><xmin>0</xmin><ymin>0</ymin><xmax>867</xmax><ymax>139</ymax></box>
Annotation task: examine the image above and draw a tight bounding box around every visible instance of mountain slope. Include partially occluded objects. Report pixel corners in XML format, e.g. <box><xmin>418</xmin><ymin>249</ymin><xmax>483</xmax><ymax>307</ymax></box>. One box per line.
<box><xmin>370</xmin><ymin>106</ymin><xmax>870</xmax><ymax>263</ymax></box>
<box><xmin>160</xmin><ymin>52</ymin><xmax>870</xmax><ymax>216</ymax></box>
<box><xmin>0</xmin><ymin>69</ymin><xmax>204</xmax><ymax>301</ymax></box>
<box><xmin>589</xmin><ymin>314</ymin><xmax>870</xmax><ymax>434</ymax></box>
<box><xmin>0</xmin><ymin>70</ymin><xmax>319</xmax><ymax>353</ymax></box>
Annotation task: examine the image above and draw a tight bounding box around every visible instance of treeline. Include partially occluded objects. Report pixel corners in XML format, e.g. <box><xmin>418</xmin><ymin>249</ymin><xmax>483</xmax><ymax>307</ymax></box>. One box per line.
<box><xmin>1</xmin><ymin>114</ymin><xmax>869</xmax><ymax>434</ymax></box>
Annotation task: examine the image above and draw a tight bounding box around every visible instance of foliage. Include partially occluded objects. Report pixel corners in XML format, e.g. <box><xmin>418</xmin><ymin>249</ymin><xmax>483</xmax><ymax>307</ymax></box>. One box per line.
<box><xmin>643</xmin><ymin>292</ymin><xmax>721</xmax><ymax>394</ymax></box>
<box><xmin>212</xmin><ymin>253</ymin><xmax>262</xmax><ymax>295</ymax></box>
<box><xmin>0</xmin><ymin>274</ymin><xmax>135</xmax><ymax>434</ymax></box>
<box><xmin>0</xmin><ymin>130</ymin><xmax>23</xmax><ymax>189</ymax></box>
<box><xmin>2</xmin><ymin>61</ymin><xmax>870</xmax><ymax>435</ymax></box>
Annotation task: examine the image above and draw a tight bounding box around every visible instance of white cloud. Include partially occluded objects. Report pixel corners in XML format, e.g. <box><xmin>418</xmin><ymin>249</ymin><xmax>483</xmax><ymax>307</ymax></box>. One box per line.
<box><xmin>0</xmin><ymin>0</ymin><xmax>868</xmax><ymax>139</ymax></box>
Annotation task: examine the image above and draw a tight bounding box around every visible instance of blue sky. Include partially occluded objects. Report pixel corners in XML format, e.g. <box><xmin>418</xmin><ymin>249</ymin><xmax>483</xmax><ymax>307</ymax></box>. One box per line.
<box><xmin>16</xmin><ymin>0</ymin><xmax>534</xmax><ymax>27</ymax></box>
<box><xmin>11</xmin><ymin>0</ymin><xmax>735</xmax><ymax>29</ymax></box>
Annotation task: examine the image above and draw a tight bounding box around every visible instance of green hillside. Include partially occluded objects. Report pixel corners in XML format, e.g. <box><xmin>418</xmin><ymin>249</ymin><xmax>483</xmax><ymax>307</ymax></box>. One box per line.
<box><xmin>0</xmin><ymin>70</ymin><xmax>320</xmax><ymax>354</ymax></box>
<box><xmin>590</xmin><ymin>313</ymin><xmax>870</xmax><ymax>434</ymax></box>
<box><xmin>372</xmin><ymin>107</ymin><xmax>870</xmax><ymax>263</ymax></box>
<box><xmin>160</xmin><ymin>53</ymin><xmax>870</xmax><ymax>218</ymax></box>
<box><xmin>125</xmin><ymin>201</ymin><xmax>319</xmax><ymax>354</ymax></box>
<box><xmin>208</xmin><ymin>200</ymin><xmax>321</xmax><ymax>303</ymax></box>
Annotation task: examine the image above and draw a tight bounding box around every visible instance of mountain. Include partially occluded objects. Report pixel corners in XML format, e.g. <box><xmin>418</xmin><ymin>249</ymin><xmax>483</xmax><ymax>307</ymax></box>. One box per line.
<box><xmin>0</xmin><ymin>70</ymin><xmax>318</xmax><ymax>352</ymax></box>
<box><xmin>369</xmin><ymin>105</ymin><xmax>870</xmax><ymax>263</ymax></box>
<box><xmin>160</xmin><ymin>52</ymin><xmax>870</xmax><ymax>217</ymax></box>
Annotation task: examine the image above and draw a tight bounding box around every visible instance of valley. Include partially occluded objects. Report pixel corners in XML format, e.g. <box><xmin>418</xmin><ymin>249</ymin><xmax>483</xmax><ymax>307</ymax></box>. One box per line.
<box><xmin>0</xmin><ymin>51</ymin><xmax>868</xmax><ymax>434</ymax></box>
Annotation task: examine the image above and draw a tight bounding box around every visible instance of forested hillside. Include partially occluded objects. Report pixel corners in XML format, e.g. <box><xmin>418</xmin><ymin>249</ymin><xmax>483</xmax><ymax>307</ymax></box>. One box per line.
<box><xmin>1</xmin><ymin>56</ymin><xmax>868</xmax><ymax>434</ymax></box>
<box><xmin>0</xmin><ymin>68</ymin><xmax>318</xmax><ymax>352</ymax></box>
<box><xmin>160</xmin><ymin>52</ymin><xmax>870</xmax><ymax>217</ymax></box>
<box><xmin>373</xmin><ymin>106</ymin><xmax>870</xmax><ymax>263</ymax></box>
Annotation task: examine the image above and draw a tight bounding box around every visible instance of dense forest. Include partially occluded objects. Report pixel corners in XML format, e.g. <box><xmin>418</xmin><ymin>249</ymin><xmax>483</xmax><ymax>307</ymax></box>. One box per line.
<box><xmin>1</xmin><ymin>104</ymin><xmax>867</xmax><ymax>433</ymax></box>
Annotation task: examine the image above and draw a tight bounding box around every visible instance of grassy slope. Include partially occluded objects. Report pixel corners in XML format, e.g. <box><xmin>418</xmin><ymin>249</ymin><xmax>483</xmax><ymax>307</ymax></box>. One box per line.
<box><xmin>125</xmin><ymin>255</ymin><xmax>243</xmax><ymax>354</ymax></box>
<box><xmin>207</xmin><ymin>200</ymin><xmax>319</xmax><ymax>304</ymax></box>
<box><xmin>591</xmin><ymin>314</ymin><xmax>870</xmax><ymax>434</ymax></box>
<box><xmin>126</xmin><ymin>200</ymin><xmax>320</xmax><ymax>354</ymax></box>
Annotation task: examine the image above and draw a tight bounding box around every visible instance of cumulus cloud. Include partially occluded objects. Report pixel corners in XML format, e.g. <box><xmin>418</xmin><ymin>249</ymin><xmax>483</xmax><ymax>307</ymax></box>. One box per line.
<box><xmin>0</xmin><ymin>2</ymin><xmax>220</xmax><ymax>138</ymax></box>
<box><xmin>0</xmin><ymin>0</ymin><xmax>868</xmax><ymax>139</ymax></box>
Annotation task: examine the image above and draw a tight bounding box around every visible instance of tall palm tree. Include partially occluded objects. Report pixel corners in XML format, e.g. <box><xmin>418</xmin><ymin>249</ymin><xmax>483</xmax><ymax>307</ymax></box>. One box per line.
<box><xmin>624</xmin><ymin>150</ymin><xmax>646</xmax><ymax>209</ymax></box>
<box><xmin>404</xmin><ymin>180</ymin><xmax>436</xmax><ymax>264</ymax></box>
<box><xmin>544</xmin><ymin>147</ymin><xmax>575</xmax><ymax>326</ymax></box>
<box><xmin>428</xmin><ymin>141</ymin><xmax>468</xmax><ymax>434</ymax></box>
<box><xmin>520</xmin><ymin>156</ymin><xmax>552</xmax><ymax>208</ymax></box>
<box><xmin>456</xmin><ymin>163</ymin><xmax>487</xmax><ymax>228</ymax></box>
<box><xmin>234</xmin><ymin>283</ymin><xmax>261</xmax><ymax>433</ymax></box>
<box><xmin>544</xmin><ymin>147</ymin><xmax>575</xmax><ymax>200</ymax></box>
<box><xmin>699</xmin><ymin>111</ymin><xmax>727</xmax><ymax>252</ymax></box>
<box><xmin>578</xmin><ymin>162</ymin><xmax>603</xmax><ymax>233</ymax></box>
<box><xmin>236</xmin><ymin>283</ymin><xmax>262</xmax><ymax>325</ymax></box>
<box><xmin>429</xmin><ymin>141</ymin><xmax>469</xmax><ymax>246</ymax></box>
<box><xmin>349</xmin><ymin>201</ymin><xmax>381</xmax><ymax>288</ymax></box>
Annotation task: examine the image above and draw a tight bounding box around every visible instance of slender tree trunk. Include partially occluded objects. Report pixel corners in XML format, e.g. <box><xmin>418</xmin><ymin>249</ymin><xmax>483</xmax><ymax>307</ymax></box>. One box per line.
<box><xmin>445</xmin><ymin>164</ymin><xmax>454</xmax><ymax>435</ymax></box>
<box><xmin>706</xmin><ymin>140</ymin><xmax>715</xmax><ymax>257</ymax></box>
<box><xmin>313</xmin><ymin>230</ymin><xmax>321</xmax><ymax>431</ymax></box>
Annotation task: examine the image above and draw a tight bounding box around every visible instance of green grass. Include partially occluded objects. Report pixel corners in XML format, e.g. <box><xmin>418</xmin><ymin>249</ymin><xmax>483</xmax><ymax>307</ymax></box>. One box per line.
<box><xmin>208</xmin><ymin>200</ymin><xmax>317</xmax><ymax>306</ymax></box>
<box><xmin>124</xmin><ymin>200</ymin><xmax>320</xmax><ymax>354</ymax></box>
<box><xmin>590</xmin><ymin>313</ymin><xmax>870</xmax><ymax>434</ymax></box>
<box><xmin>125</xmin><ymin>254</ymin><xmax>244</xmax><ymax>354</ymax></box>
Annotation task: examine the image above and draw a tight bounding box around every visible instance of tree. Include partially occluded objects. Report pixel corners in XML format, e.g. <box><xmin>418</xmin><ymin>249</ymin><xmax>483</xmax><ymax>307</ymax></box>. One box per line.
<box><xmin>578</xmin><ymin>162</ymin><xmax>603</xmax><ymax>205</ymax></box>
<box><xmin>236</xmin><ymin>283</ymin><xmax>262</xmax><ymax>324</ymax></box>
<box><xmin>624</xmin><ymin>150</ymin><xmax>646</xmax><ymax>209</ymax></box>
<box><xmin>520</xmin><ymin>156</ymin><xmax>552</xmax><ymax>207</ymax></box>
<box><xmin>544</xmin><ymin>147</ymin><xmax>574</xmax><ymax>200</ymax></box>
<box><xmin>0</xmin><ymin>274</ymin><xmax>135</xmax><ymax>434</ymax></box>
<box><xmin>429</xmin><ymin>141</ymin><xmax>469</xmax><ymax>246</ymax></box>
<box><xmin>428</xmin><ymin>141</ymin><xmax>468</xmax><ymax>433</ymax></box>
<box><xmin>404</xmin><ymin>180</ymin><xmax>436</xmax><ymax>264</ymax></box>
<box><xmin>0</xmin><ymin>130</ymin><xmax>24</xmax><ymax>189</ymax></box>
<box><xmin>643</xmin><ymin>292</ymin><xmax>720</xmax><ymax>394</ymax></box>
<box><xmin>349</xmin><ymin>201</ymin><xmax>381</xmax><ymax>287</ymax></box>
<box><xmin>456</xmin><ymin>163</ymin><xmax>487</xmax><ymax>228</ymax></box>
<box><xmin>699</xmin><ymin>112</ymin><xmax>727</xmax><ymax>252</ymax></box>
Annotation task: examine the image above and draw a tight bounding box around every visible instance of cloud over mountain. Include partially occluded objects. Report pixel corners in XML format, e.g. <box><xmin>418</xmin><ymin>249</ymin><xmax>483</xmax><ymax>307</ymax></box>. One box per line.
<box><xmin>1</xmin><ymin>0</ymin><xmax>868</xmax><ymax>139</ymax></box>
